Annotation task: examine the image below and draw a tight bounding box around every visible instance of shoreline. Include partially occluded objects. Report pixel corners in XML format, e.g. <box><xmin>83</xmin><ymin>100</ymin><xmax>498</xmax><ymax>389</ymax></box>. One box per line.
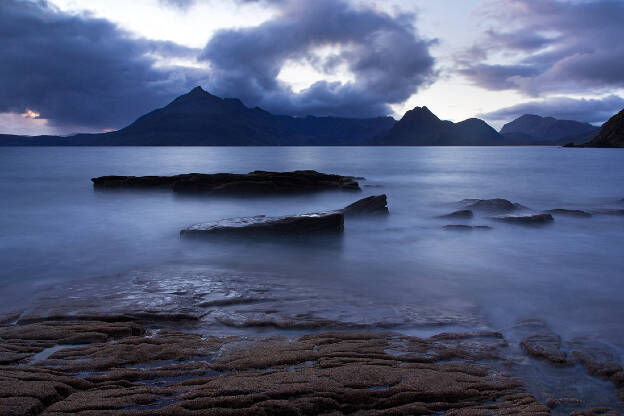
<box><xmin>1</xmin><ymin>282</ymin><xmax>623</xmax><ymax>415</ymax></box>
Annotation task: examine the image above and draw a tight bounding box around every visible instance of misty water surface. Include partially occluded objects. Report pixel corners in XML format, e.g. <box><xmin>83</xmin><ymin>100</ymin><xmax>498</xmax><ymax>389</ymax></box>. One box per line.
<box><xmin>1</xmin><ymin>146</ymin><xmax>623</xmax><ymax>350</ymax></box>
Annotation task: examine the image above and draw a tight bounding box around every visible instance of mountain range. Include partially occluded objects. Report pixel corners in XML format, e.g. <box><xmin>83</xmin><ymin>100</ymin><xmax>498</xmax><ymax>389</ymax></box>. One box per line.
<box><xmin>0</xmin><ymin>86</ymin><xmax>618</xmax><ymax>147</ymax></box>
<box><xmin>499</xmin><ymin>114</ymin><xmax>600</xmax><ymax>145</ymax></box>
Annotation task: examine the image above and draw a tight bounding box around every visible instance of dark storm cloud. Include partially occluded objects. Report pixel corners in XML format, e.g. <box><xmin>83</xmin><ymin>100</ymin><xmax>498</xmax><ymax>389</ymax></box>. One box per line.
<box><xmin>198</xmin><ymin>0</ymin><xmax>436</xmax><ymax>118</ymax></box>
<box><xmin>481</xmin><ymin>95</ymin><xmax>624</xmax><ymax>125</ymax></box>
<box><xmin>458</xmin><ymin>0</ymin><xmax>624</xmax><ymax>96</ymax></box>
<box><xmin>0</xmin><ymin>0</ymin><xmax>205</xmax><ymax>131</ymax></box>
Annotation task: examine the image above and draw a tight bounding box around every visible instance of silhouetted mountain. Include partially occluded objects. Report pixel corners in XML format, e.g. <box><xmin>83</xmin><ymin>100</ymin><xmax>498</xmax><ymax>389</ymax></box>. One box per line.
<box><xmin>500</xmin><ymin>114</ymin><xmax>599</xmax><ymax>145</ymax></box>
<box><xmin>0</xmin><ymin>87</ymin><xmax>394</xmax><ymax>146</ymax></box>
<box><xmin>585</xmin><ymin>108</ymin><xmax>624</xmax><ymax>147</ymax></box>
<box><xmin>376</xmin><ymin>106</ymin><xmax>504</xmax><ymax>145</ymax></box>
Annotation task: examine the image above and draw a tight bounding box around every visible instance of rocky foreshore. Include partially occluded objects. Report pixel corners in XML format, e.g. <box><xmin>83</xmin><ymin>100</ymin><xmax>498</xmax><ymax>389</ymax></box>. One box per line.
<box><xmin>91</xmin><ymin>170</ymin><xmax>361</xmax><ymax>194</ymax></box>
<box><xmin>0</xmin><ymin>314</ymin><xmax>554</xmax><ymax>416</ymax></box>
<box><xmin>2</xmin><ymin>312</ymin><xmax>624</xmax><ymax>415</ymax></box>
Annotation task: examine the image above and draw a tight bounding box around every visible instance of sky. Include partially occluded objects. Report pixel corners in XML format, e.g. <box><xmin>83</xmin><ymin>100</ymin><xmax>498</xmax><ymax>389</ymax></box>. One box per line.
<box><xmin>1</xmin><ymin>0</ymin><xmax>623</xmax><ymax>135</ymax></box>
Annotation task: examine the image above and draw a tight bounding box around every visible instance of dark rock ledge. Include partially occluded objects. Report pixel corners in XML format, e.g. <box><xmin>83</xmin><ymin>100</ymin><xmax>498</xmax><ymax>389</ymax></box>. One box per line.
<box><xmin>493</xmin><ymin>213</ymin><xmax>555</xmax><ymax>225</ymax></box>
<box><xmin>544</xmin><ymin>209</ymin><xmax>592</xmax><ymax>217</ymax></box>
<box><xmin>443</xmin><ymin>225</ymin><xmax>492</xmax><ymax>231</ymax></box>
<box><xmin>0</xmin><ymin>316</ymin><xmax>550</xmax><ymax>415</ymax></box>
<box><xmin>92</xmin><ymin>170</ymin><xmax>361</xmax><ymax>194</ymax></box>
<box><xmin>180</xmin><ymin>195</ymin><xmax>388</xmax><ymax>237</ymax></box>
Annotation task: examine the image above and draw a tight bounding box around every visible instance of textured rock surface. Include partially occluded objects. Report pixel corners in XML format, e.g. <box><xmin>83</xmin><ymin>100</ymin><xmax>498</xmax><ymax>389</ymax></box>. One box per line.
<box><xmin>0</xmin><ymin>318</ymin><xmax>552</xmax><ymax>416</ymax></box>
<box><xmin>92</xmin><ymin>170</ymin><xmax>360</xmax><ymax>194</ymax></box>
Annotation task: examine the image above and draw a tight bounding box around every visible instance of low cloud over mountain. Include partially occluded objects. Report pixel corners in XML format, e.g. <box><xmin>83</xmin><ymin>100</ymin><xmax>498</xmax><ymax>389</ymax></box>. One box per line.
<box><xmin>198</xmin><ymin>0</ymin><xmax>436</xmax><ymax>118</ymax></box>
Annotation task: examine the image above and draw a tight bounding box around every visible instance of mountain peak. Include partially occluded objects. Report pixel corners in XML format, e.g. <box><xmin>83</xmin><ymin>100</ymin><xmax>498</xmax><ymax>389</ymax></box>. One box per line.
<box><xmin>402</xmin><ymin>106</ymin><xmax>440</xmax><ymax>123</ymax></box>
<box><xmin>189</xmin><ymin>85</ymin><xmax>208</xmax><ymax>95</ymax></box>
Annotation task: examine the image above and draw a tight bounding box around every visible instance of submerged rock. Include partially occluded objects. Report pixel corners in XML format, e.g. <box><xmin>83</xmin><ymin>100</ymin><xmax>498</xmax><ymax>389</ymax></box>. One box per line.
<box><xmin>462</xmin><ymin>198</ymin><xmax>525</xmax><ymax>212</ymax></box>
<box><xmin>545</xmin><ymin>209</ymin><xmax>592</xmax><ymax>217</ymax></box>
<box><xmin>181</xmin><ymin>212</ymin><xmax>344</xmax><ymax>237</ymax></box>
<box><xmin>341</xmin><ymin>194</ymin><xmax>388</xmax><ymax>216</ymax></box>
<box><xmin>92</xmin><ymin>170</ymin><xmax>361</xmax><ymax>194</ymax></box>
<box><xmin>443</xmin><ymin>225</ymin><xmax>492</xmax><ymax>231</ymax></box>
<box><xmin>593</xmin><ymin>209</ymin><xmax>624</xmax><ymax>216</ymax></box>
<box><xmin>520</xmin><ymin>333</ymin><xmax>570</xmax><ymax>366</ymax></box>
<box><xmin>439</xmin><ymin>209</ymin><xmax>474</xmax><ymax>219</ymax></box>
<box><xmin>493</xmin><ymin>213</ymin><xmax>554</xmax><ymax>225</ymax></box>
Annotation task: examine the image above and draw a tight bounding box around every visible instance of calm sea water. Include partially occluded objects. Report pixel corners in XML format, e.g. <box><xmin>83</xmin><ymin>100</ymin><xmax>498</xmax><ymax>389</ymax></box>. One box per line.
<box><xmin>1</xmin><ymin>147</ymin><xmax>623</xmax><ymax>347</ymax></box>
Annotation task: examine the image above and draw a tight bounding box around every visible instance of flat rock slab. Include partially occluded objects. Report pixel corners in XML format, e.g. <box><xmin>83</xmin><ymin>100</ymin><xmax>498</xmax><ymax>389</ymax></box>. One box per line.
<box><xmin>545</xmin><ymin>209</ymin><xmax>592</xmax><ymax>217</ymax></box>
<box><xmin>181</xmin><ymin>212</ymin><xmax>345</xmax><ymax>237</ymax></box>
<box><xmin>92</xmin><ymin>170</ymin><xmax>360</xmax><ymax>194</ymax></box>
<box><xmin>180</xmin><ymin>195</ymin><xmax>388</xmax><ymax>237</ymax></box>
<box><xmin>493</xmin><ymin>213</ymin><xmax>554</xmax><ymax>225</ymax></box>
<box><xmin>443</xmin><ymin>225</ymin><xmax>492</xmax><ymax>231</ymax></box>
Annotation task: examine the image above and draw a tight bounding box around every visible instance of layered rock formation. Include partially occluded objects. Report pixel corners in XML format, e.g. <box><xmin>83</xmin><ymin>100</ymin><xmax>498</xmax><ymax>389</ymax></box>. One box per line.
<box><xmin>0</xmin><ymin>316</ymin><xmax>550</xmax><ymax>415</ymax></box>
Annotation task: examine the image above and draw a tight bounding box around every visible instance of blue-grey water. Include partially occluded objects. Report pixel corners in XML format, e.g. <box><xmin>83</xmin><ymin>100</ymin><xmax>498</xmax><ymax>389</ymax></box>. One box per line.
<box><xmin>1</xmin><ymin>146</ymin><xmax>623</xmax><ymax>343</ymax></box>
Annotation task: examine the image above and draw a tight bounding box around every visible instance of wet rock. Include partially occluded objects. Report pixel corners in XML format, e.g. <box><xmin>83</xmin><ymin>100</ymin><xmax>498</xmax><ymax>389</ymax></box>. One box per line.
<box><xmin>439</xmin><ymin>209</ymin><xmax>474</xmax><ymax>219</ymax></box>
<box><xmin>545</xmin><ymin>208</ymin><xmax>592</xmax><ymax>217</ymax></box>
<box><xmin>341</xmin><ymin>194</ymin><xmax>388</xmax><ymax>216</ymax></box>
<box><xmin>179</xmin><ymin>195</ymin><xmax>389</xmax><ymax>238</ymax></box>
<box><xmin>92</xmin><ymin>170</ymin><xmax>361</xmax><ymax>194</ymax></box>
<box><xmin>520</xmin><ymin>333</ymin><xmax>570</xmax><ymax>366</ymax></box>
<box><xmin>180</xmin><ymin>212</ymin><xmax>344</xmax><ymax>237</ymax></box>
<box><xmin>567</xmin><ymin>338</ymin><xmax>624</xmax><ymax>394</ymax></box>
<box><xmin>443</xmin><ymin>224</ymin><xmax>492</xmax><ymax>231</ymax></box>
<box><xmin>493</xmin><ymin>213</ymin><xmax>554</xmax><ymax>225</ymax></box>
<box><xmin>462</xmin><ymin>198</ymin><xmax>525</xmax><ymax>212</ymax></box>
<box><xmin>0</xmin><ymin>319</ymin><xmax>550</xmax><ymax>416</ymax></box>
